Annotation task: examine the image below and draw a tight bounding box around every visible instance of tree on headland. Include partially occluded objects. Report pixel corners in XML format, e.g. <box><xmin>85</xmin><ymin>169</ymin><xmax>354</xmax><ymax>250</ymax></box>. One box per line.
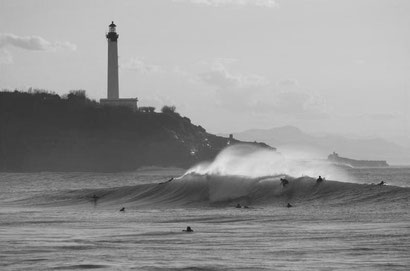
<box><xmin>65</xmin><ymin>90</ymin><xmax>87</xmax><ymax>103</ymax></box>
<box><xmin>27</xmin><ymin>87</ymin><xmax>56</xmax><ymax>95</ymax></box>
<box><xmin>161</xmin><ymin>105</ymin><xmax>176</xmax><ymax>114</ymax></box>
<box><xmin>61</xmin><ymin>90</ymin><xmax>98</xmax><ymax>107</ymax></box>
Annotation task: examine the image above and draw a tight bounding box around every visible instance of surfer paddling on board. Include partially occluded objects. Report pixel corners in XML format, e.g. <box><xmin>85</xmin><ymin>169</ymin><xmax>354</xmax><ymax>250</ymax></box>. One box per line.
<box><xmin>377</xmin><ymin>181</ymin><xmax>386</xmax><ymax>186</ymax></box>
<box><xmin>235</xmin><ymin>203</ymin><xmax>250</xmax><ymax>209</ymax></box>
<box><xmin>287</xmin><ymin>203</ymin><xmax>293</xmax><ymax>208</ymax></box>
<box><xmin>183</xmin><ymin>226</ymin><xmax>193</xmax><ymax>232</ymax></box>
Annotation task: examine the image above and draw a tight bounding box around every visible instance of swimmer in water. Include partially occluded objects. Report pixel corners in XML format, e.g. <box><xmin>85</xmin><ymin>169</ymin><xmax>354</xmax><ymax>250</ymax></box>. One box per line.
<box><xmin>183</xmin><ymin>226</ymin><xmax>193</xmax><ymax>232</ymax></box>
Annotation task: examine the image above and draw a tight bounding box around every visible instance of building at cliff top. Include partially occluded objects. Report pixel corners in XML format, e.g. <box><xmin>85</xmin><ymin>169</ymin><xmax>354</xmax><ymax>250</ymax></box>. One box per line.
<box><xmin>100</xmin><ymin>21</ymin><xmax>138</xmax><ymax>111</ymax></box>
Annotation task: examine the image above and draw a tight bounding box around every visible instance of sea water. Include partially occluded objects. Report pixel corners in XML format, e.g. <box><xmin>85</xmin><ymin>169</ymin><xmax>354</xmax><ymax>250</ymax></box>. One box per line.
<box><xmin>1</xmin><ymin>146</ymin><xmax>409</xmax><ymax>270</ymax></box>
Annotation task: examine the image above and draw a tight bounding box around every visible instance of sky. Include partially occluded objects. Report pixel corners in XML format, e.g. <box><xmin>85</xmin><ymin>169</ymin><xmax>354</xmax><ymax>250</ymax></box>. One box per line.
<box><xmin>0</xmin><ymin>0</ymin><xmax>409</xmax><ymax>147</ymax></box>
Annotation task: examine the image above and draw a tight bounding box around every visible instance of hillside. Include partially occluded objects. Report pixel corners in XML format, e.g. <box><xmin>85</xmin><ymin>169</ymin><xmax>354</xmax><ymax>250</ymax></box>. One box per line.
<box><xmin>0</xmin><ymin>90</ymin><xmax>271</xmax><ymax>172</ymax></box>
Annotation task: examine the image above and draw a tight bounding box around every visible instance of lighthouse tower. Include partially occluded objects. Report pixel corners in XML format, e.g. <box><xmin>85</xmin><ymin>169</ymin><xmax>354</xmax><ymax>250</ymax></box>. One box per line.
<box><xmin>106</xmin><ymin>21</ymin><xmax>119</xmax><ymax>99</ymax></box>
<box><xmin>100</xmin><ymin>21</ymin><xmax>138</xmax><ymax>110</ymax></box>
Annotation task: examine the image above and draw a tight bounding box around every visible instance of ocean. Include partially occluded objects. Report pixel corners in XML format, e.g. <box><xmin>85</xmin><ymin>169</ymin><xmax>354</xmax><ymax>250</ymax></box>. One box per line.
<box><xmin>1</xmin><ymin>145</ymin><xmax>409</xmax><ymax>270</ymax></box>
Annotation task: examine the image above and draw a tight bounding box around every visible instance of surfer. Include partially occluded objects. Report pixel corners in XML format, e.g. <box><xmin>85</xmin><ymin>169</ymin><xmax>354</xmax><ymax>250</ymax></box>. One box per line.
<box><xmin>236</xmin><ymin>203</ymin><xmax>242</xmax><ymax>208</ymax></box>
<box><xmin>377</xmin><ymin>181</ymin><xmax>385</xmax><ymax>186</ymax></box>
<box><xmin>316</xmin><ymin>176</ymin><xmax>324</xmax><ymax>184</ymax></box>
<box><xmin>166</xmin><ymin>177</ymin><xmax>174</xmax><ymax>183</ymax></box>
<box><xmin>287</xmin><ymin>203</ymin><xmax>293</xmax><ymax>208</ymax></box>
<box><xmin>159</xmin><ymin>177</ymin><xmax>174</xmax><ymax>184</ymax></box>
<box><xmin>91</xmin><ymin>194</ymin><xmax>99</xmax><ymax>206</ymax></box>
<box><xmin>280</xmin><ymin>178</ymin><xmax>289</xmax><ymax>187</ymax></box>
<box><xmin>120</xmin><ymin>207</ymin><xmax>125</xmax><ymax>212</ymax></box>
<box><xmin>183</xmin><ymin>226</ymin><xmax>193</xmax><ymax>232</ymax></box>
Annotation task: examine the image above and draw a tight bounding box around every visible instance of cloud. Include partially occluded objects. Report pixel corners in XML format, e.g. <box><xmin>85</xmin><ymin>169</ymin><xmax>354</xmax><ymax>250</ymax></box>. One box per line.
<box><xmin>274</xmin><ymin>90</ymin><xmax>328</xmax><ymax>117</ymax></box>
<box><xmin>198</xmin><ymin>61</ymin><xmax>269</xmax><ymax>88</ymax></box>
<box><xmin>248</xmin><ymin>89</ymin><xmax>329</xmax><ymax>119</ymax></box>
<box><xmin>197</xmin><ymin>57</ymin><xmax>238</xmax><ymax>65</ymax></box>
<box><xmin>121</xmin><ymin>57</ymin><xmax>163</xmax><ymax>73</ymax></box>
<box><xmin>368</xmin><ymin>113</ymin><xmax>399</xmax><ymax>121</ymax></box>
<box><xmin>0</xmin><ymin>33</ymin><xmax>76</xmax><ymax>51</ymax></box>
<box><xmin>277</xmin><ymin>79</ymin><xmax>299</xmax><ymax>88</ymax></box>
<box><xmin>354</xmin><ymin>59</ymin><xmax>365</xmax><ymax>65</ymax></box>
<box><xmin>194</xmin><ymin>61</ymin><xmax>326</xmax><ymax>119</ymax></box>
<box><xmin>173</xmin><ymin>0</ymin><xmax>278</xmax><ymax>8</ymax></box>
<box><xmin>0</xmin><ymin>49</ymin><xmax>13</xmax><ymax>65</ymax></box>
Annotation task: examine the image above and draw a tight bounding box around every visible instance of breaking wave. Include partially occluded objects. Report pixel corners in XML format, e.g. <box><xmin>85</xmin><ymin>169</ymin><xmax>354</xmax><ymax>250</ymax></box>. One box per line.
<box><xmin>20</xmin><ymin>174</ymin><xmax>409</xmax><ymax>209</ymax></box>
<box><xmin>185</xmin><ymin>144</ymin><xmax>347</xmax><ymax>180</ymax></box>
<box><xmin>16</xmin><ymin>145</ymin><xmax>409</xmax><ymax>209</ymax></box>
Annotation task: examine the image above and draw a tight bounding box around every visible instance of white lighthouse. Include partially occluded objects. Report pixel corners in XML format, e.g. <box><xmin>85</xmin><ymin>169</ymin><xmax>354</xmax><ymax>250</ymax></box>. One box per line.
<box><xmin>107</xmin><ymin>21</ymin><xmax>119</xmax><ymax>99</ymax></box>
<box><xmin>100</xmin><ymin>21</ymin><xmax>138</xmax><ymax>110</ymax></box>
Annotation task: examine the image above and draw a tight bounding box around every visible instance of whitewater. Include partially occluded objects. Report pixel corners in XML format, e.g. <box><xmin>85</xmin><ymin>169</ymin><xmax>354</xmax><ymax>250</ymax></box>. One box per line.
<box><xmin>1</xmin><ymin>145</ymin><xmax>409</xmax><ymax>270</ymax></box>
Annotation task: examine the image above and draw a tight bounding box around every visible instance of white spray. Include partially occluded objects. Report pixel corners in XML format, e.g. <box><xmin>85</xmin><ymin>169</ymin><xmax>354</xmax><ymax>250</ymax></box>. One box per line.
<box><xmin>185</xmin><ymin>144</ymin><xmax>349</xmax><ymax>181</ymax></box>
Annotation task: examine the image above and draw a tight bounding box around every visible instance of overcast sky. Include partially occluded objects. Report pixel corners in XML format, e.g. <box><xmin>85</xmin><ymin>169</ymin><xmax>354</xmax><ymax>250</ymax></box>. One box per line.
<box><xmin>0</xmin><ymin>0</ymin><xmax>409</xmax><ymax>146</ymax></box>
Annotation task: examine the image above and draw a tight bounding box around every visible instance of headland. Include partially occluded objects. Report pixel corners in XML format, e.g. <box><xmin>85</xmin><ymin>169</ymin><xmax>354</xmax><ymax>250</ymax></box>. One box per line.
<box><xmin>0</xmin><ymin>90</ymin><xmax>272</xmax><ymax>172</ymax></box>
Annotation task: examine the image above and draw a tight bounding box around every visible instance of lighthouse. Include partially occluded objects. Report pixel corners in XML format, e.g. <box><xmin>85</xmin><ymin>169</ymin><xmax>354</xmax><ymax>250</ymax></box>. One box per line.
<box><xmin>100</xmin><ymin>21</ymin><xmax>138</xmax><ymax>110</ymax></box>
<box><xmin>107</xmin><ymin>21</ymin><xmax>119</xmax><ymax>99</ymax></box>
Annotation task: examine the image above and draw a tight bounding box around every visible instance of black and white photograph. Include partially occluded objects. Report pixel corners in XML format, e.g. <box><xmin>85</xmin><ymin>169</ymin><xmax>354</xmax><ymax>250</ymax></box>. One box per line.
<box><xmin>0</xmin><ymin>0</ymin><xmax>409</xmax><ymax>270</ymax></box>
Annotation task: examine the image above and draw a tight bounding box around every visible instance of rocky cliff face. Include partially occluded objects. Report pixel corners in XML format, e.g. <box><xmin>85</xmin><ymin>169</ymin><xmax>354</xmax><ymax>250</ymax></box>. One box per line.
<box><xmin>0</xmin><ymin>91</ymin><xmax>270</xmax><ymax>172</ymax></box>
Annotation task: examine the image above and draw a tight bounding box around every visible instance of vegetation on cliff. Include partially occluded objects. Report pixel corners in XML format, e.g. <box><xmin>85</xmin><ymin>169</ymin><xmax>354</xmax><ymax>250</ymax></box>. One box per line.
<box><xmin>0</xmin><ymin>90</ymin><xmax>270</xmax><ymax>172</ymax></box>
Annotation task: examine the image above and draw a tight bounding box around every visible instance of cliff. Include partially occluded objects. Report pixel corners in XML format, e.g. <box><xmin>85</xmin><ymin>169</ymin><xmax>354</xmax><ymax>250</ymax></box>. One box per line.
<box><xmin>0</xmin><ymin>90</ymin><xmax>272</xmax><ymax>172</ymax></box>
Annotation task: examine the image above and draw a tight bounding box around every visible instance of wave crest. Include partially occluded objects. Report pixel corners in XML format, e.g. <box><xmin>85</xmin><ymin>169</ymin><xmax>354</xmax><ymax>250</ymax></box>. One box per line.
<box><xmin>185</xmin><ymin>144</ymin><xmax>348</xmax><ymax>181</ymax></box>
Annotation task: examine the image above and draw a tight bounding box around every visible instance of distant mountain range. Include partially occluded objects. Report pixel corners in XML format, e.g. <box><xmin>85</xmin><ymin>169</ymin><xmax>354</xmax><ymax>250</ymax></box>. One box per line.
<box><xmin>226</xmin><ymin>126</ymin><xmax>410</xmax><ymax>165</ymax></box>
